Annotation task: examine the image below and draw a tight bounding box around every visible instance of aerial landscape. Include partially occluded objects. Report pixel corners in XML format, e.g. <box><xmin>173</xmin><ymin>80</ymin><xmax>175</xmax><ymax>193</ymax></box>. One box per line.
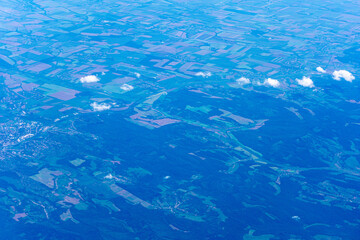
<box><xmin>0</xmin><ymin>0</ymin><xmax>359</xmax><ymax>239</ymax></box>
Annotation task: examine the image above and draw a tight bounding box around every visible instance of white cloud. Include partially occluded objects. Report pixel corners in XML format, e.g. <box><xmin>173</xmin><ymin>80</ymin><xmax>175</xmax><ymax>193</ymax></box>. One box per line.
<box><xmin>134</xmin><ymin>72</ymin><xmax>141</xmax><ymax>78</ymax></box>
<box><xmin>120</xmin><ymin>83</ymin><xmax>134</xmax><ymax>91</ymax></box>
<box><xmin>91</xmin><ymin>102</ymin><xmax>111</xmax><ymax>111</ymax></box>
<box><xmin>264</xmin><ymin>78</ymin><xmax>280</xmax><ymax>88</ymax></box>
<box><xmin>316</xmin><ymin>67</ymin><xmax>326</xmax><ymax>73</ymax></box>
<box><xmin>80</xmin><ymin>75</ymin><xmax>100</xmax><ymax>83</ymax></box>
<box><xmin>195</xmin><ymin>71</ymin><xmax>212</xmax><ymax>78</ymax></box>
<box><xmin>236</xmin><ymin>77</ymin><xmax>250</xmax><ymax>85</ymax></box>
<box><xmin>332</xmin><ymin>70</ymin><xmax>355</xmax><ymax>82</ymax></box>
<box><xmin>296</xmin><ymin>76</ymin><xmax>314</xmax><ymax>88</ymax></box>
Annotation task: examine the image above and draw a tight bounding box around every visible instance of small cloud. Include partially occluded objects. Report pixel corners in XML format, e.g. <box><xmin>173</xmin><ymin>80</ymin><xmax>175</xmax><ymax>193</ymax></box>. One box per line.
<box><xmin>80</xmin><ymin>75</ymin><xmax>100</xmax><ymax>83</ymax></box>
<box><xmin>236</xmin><ymin>77</ymin><xmax>250</xmax><ymax>85</ymax></box>
<box><xmin>120</xmin><ymin>83</ymin><xmax>134</xmax><ymax>91</ymax></box>
<box><xmin>316</xmin><ymin>67</ymin><xmax>326</xmax><ymax>73</ymax></box>
<box><xmin>264</xmin><ymin>78</ymin><xmax>280</xmax><ymax>88</ymax></box>
<box><xmin>134</xmin><ymin>72</ymin><xmax>141</xmax><ymax>78</ymax></box>
<box><xmin>332</xmin><ymin>70</ymin><xmax>355</xmax><ymax>82</ymax></box>
<box><xmin>195</xmin><ymin>71</ymin><xmax>212</xmax><ymax>78</ymax></box>
<box><xmin>91</xmin><ymin>102</ymin><xmax>111</xmax><ymax>111</ymax></box>
<box><xmin>296</xmin><ymin>76</ymin><xmax>314</xmax><ymax>88</ymax></box>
